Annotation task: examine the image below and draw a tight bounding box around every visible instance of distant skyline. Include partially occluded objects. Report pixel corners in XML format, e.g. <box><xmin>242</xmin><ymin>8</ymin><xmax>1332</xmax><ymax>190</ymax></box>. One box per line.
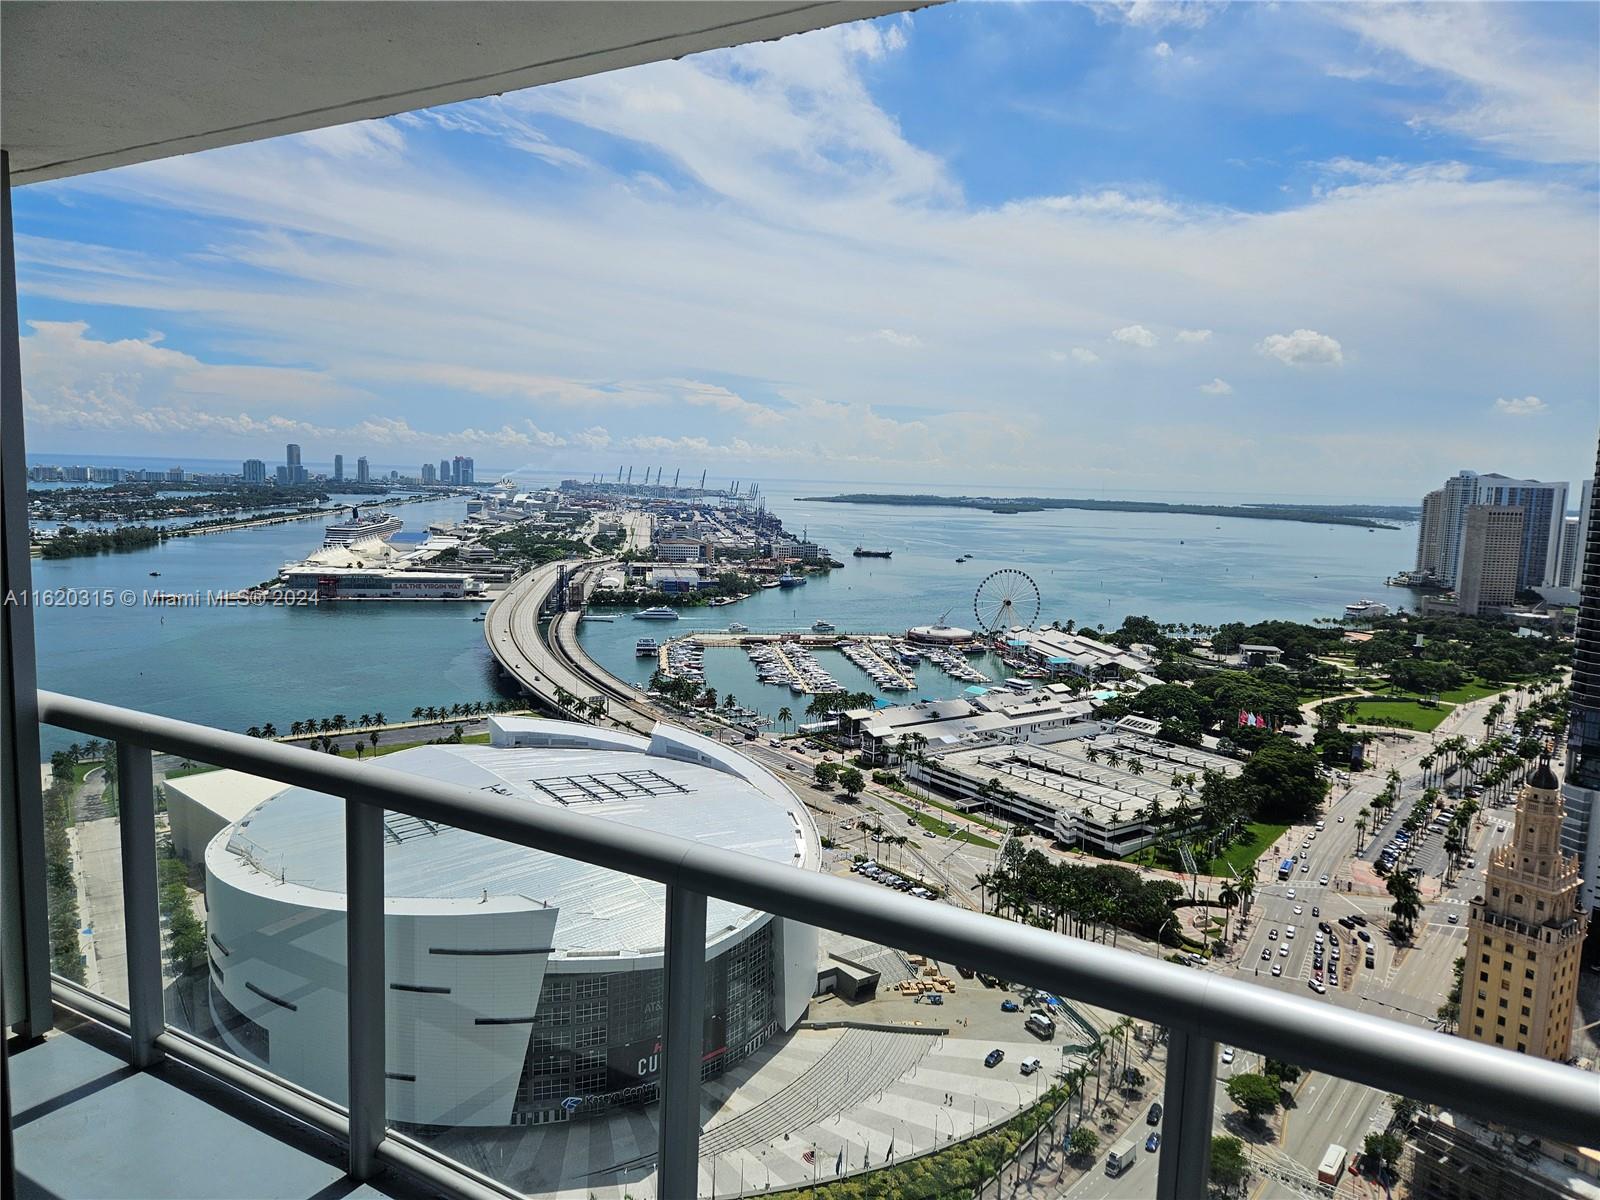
<box><xmin>12</xmin><ymin>1</ymin><xmax>1598</xmax><ymax>497</ymax></box>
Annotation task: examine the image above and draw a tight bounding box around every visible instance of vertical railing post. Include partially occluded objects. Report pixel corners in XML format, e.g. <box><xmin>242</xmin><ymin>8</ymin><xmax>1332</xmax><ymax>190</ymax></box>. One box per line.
<box><xmin>0</xmin><ymin>148</ymin><xmax>54</xmax><ymax>1042</ymax></box>
<box><xmin>1155</xmin><ymin>1026</ymin><xmax>1215</xmax><ymax>1200</ymax></box>
<box><xmin>344</xmin><ymin>798</ymin><xmax>385</xmax><ymax>1179</ymax></box>
<box><xmin>116</xmin><ymin>742</ymin><xmax>163</xmax><ymax>1068</ymax></box>
<box><xmin>658</xmin><ymin>884</ymin><xmax>707</xmax><ymax>1197</ymax></box>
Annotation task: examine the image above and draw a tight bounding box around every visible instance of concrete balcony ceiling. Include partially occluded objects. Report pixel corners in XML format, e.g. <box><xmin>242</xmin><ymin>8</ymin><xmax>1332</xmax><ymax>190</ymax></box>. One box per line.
<box><xmin>1</xmin><ymin>0</ymin><xmax>927</xmax><ymax>185</ymax></box>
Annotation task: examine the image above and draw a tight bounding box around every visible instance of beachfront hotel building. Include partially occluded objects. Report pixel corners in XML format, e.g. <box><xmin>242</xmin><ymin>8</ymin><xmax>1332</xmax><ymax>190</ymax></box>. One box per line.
<box><xmin>195</xmin><ymin>718</ymin><xmax>820</xmax><ymax>1128</ymax></box>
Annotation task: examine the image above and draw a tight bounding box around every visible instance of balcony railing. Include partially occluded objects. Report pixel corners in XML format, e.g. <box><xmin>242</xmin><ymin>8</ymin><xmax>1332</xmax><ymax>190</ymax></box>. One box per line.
<box><xmin>24</xmin><ymin>688</ymin><xmax>1600</xmax><ymax>1199</ymax></box>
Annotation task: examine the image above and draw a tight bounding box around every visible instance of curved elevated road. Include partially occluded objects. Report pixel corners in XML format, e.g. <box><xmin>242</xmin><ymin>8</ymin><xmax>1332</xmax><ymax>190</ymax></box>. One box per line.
<box><xmin>483</xmin><ymin>558</ymin><xmax>657</xmax><ymax>734</ymax></box>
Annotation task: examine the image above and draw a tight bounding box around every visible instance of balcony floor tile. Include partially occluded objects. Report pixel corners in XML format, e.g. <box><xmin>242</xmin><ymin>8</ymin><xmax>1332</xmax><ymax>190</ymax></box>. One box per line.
<box><xmin>11</xmin><ymin>1016</ymin><xmax>422</xmax><ymax>1200</ymax></box>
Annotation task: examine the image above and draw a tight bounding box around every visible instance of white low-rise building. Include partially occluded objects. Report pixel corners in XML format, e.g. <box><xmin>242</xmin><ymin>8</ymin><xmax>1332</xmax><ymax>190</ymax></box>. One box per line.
<box><xmin>1002</xmin><ymin>628</ymin><xmax>1158</xmax><ymax>682</ymax></box>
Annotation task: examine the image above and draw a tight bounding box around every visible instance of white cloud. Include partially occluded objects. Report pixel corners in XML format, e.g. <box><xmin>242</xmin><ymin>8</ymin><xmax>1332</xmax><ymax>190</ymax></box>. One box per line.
<box><xmin>861</xmin><ymin>328</ymin><xmax>923</xmax><ymax>349</ymax></box>
<box><xmin>1111</xmin><ymin>324</ymin><xmax>1158</xmax><ymax>348</ymax></box>
<box><xmin>1257</xmin><ymin>329</ymin><xmax>1345</xmax><ymax>367</ymax></box>
<box><xmin>1199</xmin><ymin>378</ymin><xmax>1233</xmax><ymax>395</ymax></box>
<box><xmin>1092</xmin><ymin>1</ymin><xmax>1221</xmax><ymax>31</ymax></box>
<box><xmin>1325</xmin><ymin>4</ymin><xmax>1599</xmax><ymax>165</ymax></box>
<box><xmin>1153</xmin><ymin>41</ymin><xmax>1174</xmax><ymax>59</ymax></box>
<box><xmin>1493</xmin><ymin>395</ymin><xmax>1546</xmax><ymax>416</ymax></box>
<box><xmin>1176</xmin><ymin>328</ymin><xmax>1212</xmax><ymax>344</ymax></box>
<box><xmin>19</xmin><ymin>9</ymin><xmax>1597</xmax><ymax>493</ymax></box>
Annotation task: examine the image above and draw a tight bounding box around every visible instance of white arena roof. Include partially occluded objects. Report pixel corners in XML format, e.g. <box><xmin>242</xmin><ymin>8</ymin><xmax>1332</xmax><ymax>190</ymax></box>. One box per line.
<box><xmin>209</xmin><ymin>720</ymin><xmax>817</xmax><ymax>959</ymax></box>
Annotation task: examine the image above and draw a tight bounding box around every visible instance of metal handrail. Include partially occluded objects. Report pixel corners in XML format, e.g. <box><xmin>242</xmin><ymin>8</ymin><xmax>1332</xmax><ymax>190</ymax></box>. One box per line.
<box><xmin>34</xmin><ymin>689</ymin><xmax>1600</xmax><ymax>1193</ymax></box>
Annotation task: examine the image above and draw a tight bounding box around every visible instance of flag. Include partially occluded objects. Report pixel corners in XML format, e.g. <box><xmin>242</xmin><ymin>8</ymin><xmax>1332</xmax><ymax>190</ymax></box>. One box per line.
<box><xmin>1238</xmin><ymin>710</ymin><xmax>1249</xmax><ymax>727</ymax></box>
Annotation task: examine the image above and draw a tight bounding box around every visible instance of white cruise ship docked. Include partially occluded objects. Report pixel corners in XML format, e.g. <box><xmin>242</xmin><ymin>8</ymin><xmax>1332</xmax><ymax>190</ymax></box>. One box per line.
<box><xmin>322</xmin><ymin>506</ymin><xmax>403</xmax><ymax>548</ymax></box>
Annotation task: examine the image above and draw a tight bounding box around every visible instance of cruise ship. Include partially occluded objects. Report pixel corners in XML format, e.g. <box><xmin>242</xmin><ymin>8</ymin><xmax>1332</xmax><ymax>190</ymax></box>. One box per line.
<box><xmin>322</xmin><ymin>506</ymin><xmax>403</xmax><ymax>548</ymax></box>
<box><xmin>634</xmin><ymin>606</ymin><xmax>680</xmax><ymax>620</ymax></box>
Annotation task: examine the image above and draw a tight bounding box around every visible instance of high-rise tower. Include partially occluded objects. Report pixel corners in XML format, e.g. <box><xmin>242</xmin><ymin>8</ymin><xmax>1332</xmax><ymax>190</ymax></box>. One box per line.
<box><xmin>1562</xmin><ymin>436</ymin><xmax>1600</xmax><ymax>912</ymax></box>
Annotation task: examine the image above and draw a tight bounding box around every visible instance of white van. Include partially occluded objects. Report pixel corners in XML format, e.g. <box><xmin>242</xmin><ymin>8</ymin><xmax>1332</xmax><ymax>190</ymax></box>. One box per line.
<box><xmin>1025</xmin><ymin>1012</ymin><xmax>1056</xmax><ymax>1039</ymax></box>
<box><xmin>1020</xmin><ymin>1056</ymin><xmax>1042</xmax><ymax>1075</ymax></box>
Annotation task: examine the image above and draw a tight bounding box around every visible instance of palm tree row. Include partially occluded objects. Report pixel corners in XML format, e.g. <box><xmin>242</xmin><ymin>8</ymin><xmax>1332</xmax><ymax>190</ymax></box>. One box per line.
<box><xmin>246</xmin><ymin>699</ymin><xmax>526</xmax><ymax>741</ymax></box>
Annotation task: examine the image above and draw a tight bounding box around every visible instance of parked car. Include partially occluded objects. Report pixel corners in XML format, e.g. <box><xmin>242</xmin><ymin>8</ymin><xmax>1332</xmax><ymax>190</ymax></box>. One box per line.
<box><xmin>984</xmin><ymin>1049</ymin><xmax>1005</xmax><ymax>1068</ymax></box>
<box><xmin>1357</xmin><ymin>929</ymin><xmax>1372</xmax><ymax>943</ymax></box>
<box><xmin>1001</xmin><ymin>999</ymin><xmax>1020</xmax><ymax>1012</ymax></box>
<box><xmin>1146</xmin><ymin>1132</ymin><xmax>1162</xmax><ymax>1153</ymax></box>
<box><xmin>1220</xmin><ymin>1046</ymin><xmax>1235</xmax><ymax>1065</ymax></box>
<box><xmin>1147</xmin><ymin>1103</ymin><xmax>1163</xmax><ymax>1126</ymax></box>
<box><xmin>1271</xmin><ymin>963</ymin><xmax>1282</xmax><ymax>976</ymax></box>
<box><xmin>1447</xmin><ymin>912</ymin><xmax>1459</xmax><ymax>924</ymax></box>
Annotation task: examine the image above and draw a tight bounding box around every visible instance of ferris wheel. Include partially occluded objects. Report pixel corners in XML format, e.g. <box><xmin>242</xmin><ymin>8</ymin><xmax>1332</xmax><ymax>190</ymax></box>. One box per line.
<box><xmin>973</xmin><ymin>569</ymin><xmax>1040</xmax><ymax>633</ymax></box>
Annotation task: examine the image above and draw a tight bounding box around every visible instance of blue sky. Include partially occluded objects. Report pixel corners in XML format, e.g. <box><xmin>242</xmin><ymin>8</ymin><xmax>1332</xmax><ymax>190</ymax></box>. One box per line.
<box><xmin>12</xmin><ymin>0</ymin><xmax>1599</xmax><ymax>498</ymax></box>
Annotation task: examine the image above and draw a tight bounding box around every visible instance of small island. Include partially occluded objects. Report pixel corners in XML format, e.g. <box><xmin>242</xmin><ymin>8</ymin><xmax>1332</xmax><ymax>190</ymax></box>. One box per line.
<box><xmin>797</xmin><ymin>493</ymin><xmax>1411</xmax><ymax>528</ymax></box>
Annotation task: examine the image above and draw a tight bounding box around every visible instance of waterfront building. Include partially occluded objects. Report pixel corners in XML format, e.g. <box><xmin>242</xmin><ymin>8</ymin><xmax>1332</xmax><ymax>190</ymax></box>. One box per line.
<box><xmin>284</xmin><ymin>442</ymin><xmax>307</xmax><ymax>485</ymax></box>
<box><xmin>333</xmin><ymin>453</ymin><xmax>343</xmax><ymax>482</ymax></box>
<box><xmin>440</xmin><ymin>457</ymin><xmax>451</xmax><ymax>485</ymax></box>
<box><xmin>652</xmin><ymin>537</ymin><xmax>707</xmax><ymax>563</ymax></box>
<box><xmin>356</xmin><ymin>455</ymin><xmax>370</xmax><ymax>484</ymax></box>
<box><xmin>841</xmin><ymin>685</ymin><xmax>1095</xmax><ymax>762</ymax></box>
<box><xmin>904</xmin><ymin>717</ymin><xmax>1239</xmax><ymax>856</ymax></box>
<box><xmin>1454</xmin><ymin>505</ymin><xmax>1524</xmax><ymax>617</ymax></box>
<box><xmin>1461</xmin><ymin>758</ymin><xmax>1586</xmax><ymax>1059</ymax></box>
<box><xmin>421</xmin><ymin>462</ymin><xmax>436</xmax><ymax>484</ymax></box>
<box><xmin>1474</xmin><ymin>474</ymin><xmax>1568</xmax><ymax>589</ymax></box>
<box><xmin>278</xmin><ymin>564</ymin><xmax>482</xmax><ymax>599</ymax></box>
<box><xmin>199</xmin><ymin>718</ymin><xmax>819</xmax><ymax>1126</ymax></box>
<box><xmin>1416</xmin><ymin>487</ymin><xmax>1447</xmax><ymax>578</ymax></box>
<box><xmin>1005</xmin><ymin>626</ymin><xmax>1159</xmax><ymax>683</ymax></box>
<box><xmin>241</xmin><ymin>459</ymin><xmax>267</xmax><ymax>484</ymax></box>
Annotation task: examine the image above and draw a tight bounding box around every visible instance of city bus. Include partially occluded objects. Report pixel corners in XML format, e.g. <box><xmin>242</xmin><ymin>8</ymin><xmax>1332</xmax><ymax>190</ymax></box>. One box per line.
<box><xmin>1278</xmin><ymin>858</ymin><xmax>1294</xmax><ymax>881</ymax></box>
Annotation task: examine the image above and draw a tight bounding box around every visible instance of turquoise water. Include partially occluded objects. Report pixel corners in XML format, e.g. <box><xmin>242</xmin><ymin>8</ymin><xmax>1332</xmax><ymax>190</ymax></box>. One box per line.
<box><xmin>573</xmin><ymin>483</ymin><xmax>1416</xmax><ymax>725</ymax></box>
<box><xmin>28</xmin><ymin>496</ymin><xmax>502</xmax><ymax>754</ymax></box>
<box><xmin>25</xmin><ymin>470</ymin><xmax>1414</xmax><ymax>752</ymax></box>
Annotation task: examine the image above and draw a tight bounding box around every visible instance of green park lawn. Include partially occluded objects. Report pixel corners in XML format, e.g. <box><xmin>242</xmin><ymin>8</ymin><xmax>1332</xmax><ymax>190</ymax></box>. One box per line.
<box><xmin>879</xmin><ymin>796</ymin><xmax>999</xmax><ymax>849</ymax></box>
<box><xmin>1347</xmin><ymin>697</ymin><xmax>1453</xmax><ymax>733</ymax></box>
<box><xmin>1203</xmin><ymin>821</ymin><xmax>1290</xmax><ymax>878</ymax></box>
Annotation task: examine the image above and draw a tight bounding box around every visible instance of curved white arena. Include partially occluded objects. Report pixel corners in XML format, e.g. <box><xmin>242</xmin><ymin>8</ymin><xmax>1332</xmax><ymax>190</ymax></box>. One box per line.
<box><xmin>203</xmin><ymin>718</ymin><xmax>820</xmax><ymax>1128</ymax></box>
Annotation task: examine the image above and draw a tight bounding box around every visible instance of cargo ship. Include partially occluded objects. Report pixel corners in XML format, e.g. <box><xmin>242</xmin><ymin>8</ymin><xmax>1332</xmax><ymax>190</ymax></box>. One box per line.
<box><xmin>852</xmin><ymin>547</ymin><xmax>892</xmax><ymax>558</ymax></box>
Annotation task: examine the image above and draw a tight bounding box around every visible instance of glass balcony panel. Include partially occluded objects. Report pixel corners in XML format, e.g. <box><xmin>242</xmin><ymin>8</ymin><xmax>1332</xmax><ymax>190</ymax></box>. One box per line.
<box><xmin>42</xmin><ymin>738</ymin><xmax>129</xmax><ymax>1004</ymax></box>
<box><xmin>155</xmin><ymin>750</ymin><xmax>348</xmax><ymax>1104</ymax></box>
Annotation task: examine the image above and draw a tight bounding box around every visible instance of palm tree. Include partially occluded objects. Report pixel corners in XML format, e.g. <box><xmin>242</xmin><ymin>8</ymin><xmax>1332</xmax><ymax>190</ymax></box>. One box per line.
<box><xmin>412</xmin><ymin>707</ymin><xmax>424</xmax><ymax>721</ymax></box>
<box><xmin>777</xmin><ymin>706</ymin><xmax>792</xmax><ymax>733</ymax></box>
<box><xmin>1235</xmin><ymin>874</ymin><xmax>1256</xmax><ymax>918</ymax></box>
<box><xmin>1354</xmin><ymin>813</ymin><xmax>1368</xmax><ymax>852</ymax></box>
<box><xmin>373</xmin><ymin>711</ymin><xmax>385</xmax><ymax>727</ymax></box>
<box><xmin>290</xmin><ymin>721</ymin><xmax>305</xmax><ymax>737</ymax></box>
<box><xmin>261</xmin><ymin>722</ymin><xmax>277</xmax><ymax>739</ymax></box>
<box><xmin>1127</xmin><ymin>758</ymin><xmax>1145</xmax><ymax>777</ymax></box>
<box><xmin>369</xmin><ymin>730</ymin><xmax>380</xmax><ymax>753</ymax></box>
<box><xmin>1387</xmin><ymin>873</ymin><xmax>1423</xmax><ymax>941</ymax></box>
<box><xmin>1217</xmin><ymin>881</ymin><xmax>1239</xmax><ymax>941</ymax></box>
<box><xmin>354</xmin><ymin>742</ymin><xmax>365</xmax><ymax>760</ymax></box>
<box><xmin>246</xmin><ymin>726</ymin><xmax>262</xmax><ymax>739</ymax></box>
<box><xmin>332</xmin><ymin>714</ymin><xmax>347</xmax><ymax>732</ymax></box>
<box><xmin>358</xmin><ymin>713</ymin><xmax>371</xmax><ymax>729</ymax></box>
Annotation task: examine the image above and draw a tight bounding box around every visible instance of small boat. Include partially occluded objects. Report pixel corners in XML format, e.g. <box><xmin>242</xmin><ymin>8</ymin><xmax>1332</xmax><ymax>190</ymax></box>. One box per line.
<box><xmin>778</xmin><ymin>574</ymin><xmax>806</xmax><ymax>588</ymax></box>
<box><xmin>760</xmin><ymin>580</ymin><xmax>781</xmax><ymax>589</ymax></box>
<box><xmin>471</xmin><ymin>614</ymin><xmax>486</xmax><ymax>622</ymax></box>
<box><xmin>634</xmin><ymin>606</ymin><xmax>680</xmax><ymax>620</ymax></box>
<box><xmin>149</xmin><ymin>571</ymin><xmax>161</xmax><ymax>577</ymax></box>
<box><xmin>636</xmin><ymin>637</ymin><xmax>660</xmax><ymax>656</ymax></box>
<box><xmin>728</xmin><ymin>622</ymin><xmax>749</xmax><ymax>633</ymax></box>
<box><xmin>812</xmin><ymin>620</ymin><xmax>837</xmax><ymax>633</ymax></box>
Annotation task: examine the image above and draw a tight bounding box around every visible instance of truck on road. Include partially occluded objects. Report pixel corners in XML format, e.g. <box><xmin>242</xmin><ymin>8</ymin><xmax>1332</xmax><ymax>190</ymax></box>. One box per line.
<box><xmin>1317</xmin><ymin>1143</ymin><xmax>1348</xmax><ymax>1185</ymax></box>
<box><xmin>1105</xmin><ymin>1138</ymin><xmax>1138</xmax><ymax>1177</ymax></box>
